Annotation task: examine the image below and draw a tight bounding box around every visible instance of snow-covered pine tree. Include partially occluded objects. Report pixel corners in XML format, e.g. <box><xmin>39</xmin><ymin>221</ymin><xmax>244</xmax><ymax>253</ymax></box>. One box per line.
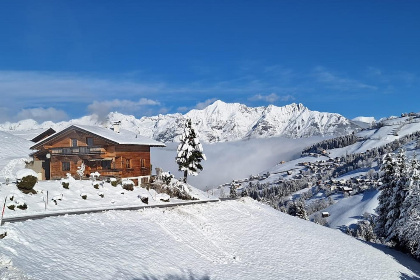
<box><xmin>386</xmin><ymin>149</ymin><xmax>410</xmax><ymax>242</ymax></box>
<box><xmin>77</xmin><ymin>161</ymin><xmax>85</xmax><ymax>180</ymax></box>
<box><xmin>241</xmin><ymin>187</ymin><xmax>249</xmax><ymax>197</ymax></box>
<box><xmin>230</xmin><ymin>183</ymin><xmax>238</xmax><ymax>198</ymax></box>
<box><xmin>375</xmin><ymin>153</ymin><xmax>397</xmax><ymax>239</ymax></box>
<box><xmin>176</xmin><ymin>119</ymin><xmax>206</xmax><ymax>183</ymax></box>
<box><xmin>287</xmin><ymin>199</ymin><xmax>308</xmax><ymax>220</ymax></box>
<box><xmin>397</xmin><ymin>154</ymin><xmax>420</xmax><ymax>258</ymax></box>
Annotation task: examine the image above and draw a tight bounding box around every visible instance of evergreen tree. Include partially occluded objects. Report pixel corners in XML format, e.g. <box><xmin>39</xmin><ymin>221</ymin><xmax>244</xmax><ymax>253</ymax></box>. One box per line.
<box><xmin>76</xmin><ymin>161</ymin><xmax>85</xmax><ymax>180</ymax></box>
<box><xmin>375</xmin><ymin>153</ymin><xmax>397</xmax><ymax>239</ymax></box>
<box><xmin>397</xmin><ymin>154</ymin><xmax>420</xmax><ymax>258</ymax></box>
<box><xmin>288</xmin><ymin>199</ymin><xmax>308</xmax><ymax>220</ymax></box>
<box><xmin>229</xmin><ymin>183</ymin><xmax>238</xmax><ymax>198</ymax></box>
<box><xmin>241</xmin><ymin>187</ymin><xmax>249</xmax><ymax>197</ymax></box>
<box><xmin>175</xmin><ymin>119</ymin><xmax>206</xmax><ymax>183</ymax></box>
<box><xmin>386</xmin><ymin>149</ymin><xmax>410</xmax><ymax>242</ymax></box>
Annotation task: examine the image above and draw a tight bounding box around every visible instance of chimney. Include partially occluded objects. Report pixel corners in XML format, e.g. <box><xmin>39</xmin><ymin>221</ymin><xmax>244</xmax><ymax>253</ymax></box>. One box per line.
<box><xmin>113</xmin><ymin>121</ymin><xmax>121</xmax><ymax>133</ymax></box>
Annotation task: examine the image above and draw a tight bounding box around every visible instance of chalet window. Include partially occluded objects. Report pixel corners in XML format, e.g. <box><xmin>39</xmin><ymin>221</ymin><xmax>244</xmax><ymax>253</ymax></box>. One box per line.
<box><xmin>140</xmin><ymin>158</ymin><xmax>145</xmax><ymax>168</ymax></box>
<box><xmin>86</xmin><ymin>137</ymin><xmax>94</xmax><ymax>146</ymax></box>
<box><xmin>101</xmin><ymin>160</ymin><xmax>111</xmax><ymax>170</ymax></box>
<box><xmin>126</xmin><ymin>159</ymin><xmax>131</xmax><ymax>169</ymax></box>
<box><xmin>62</xmin><ymin>162</ymin><xmax>70</xmax><ymax>171</ymax></box>
<box><xmin>71</xmin><ymin>139</ymin><xmax>78</xmax><ymax>147</ymax></box>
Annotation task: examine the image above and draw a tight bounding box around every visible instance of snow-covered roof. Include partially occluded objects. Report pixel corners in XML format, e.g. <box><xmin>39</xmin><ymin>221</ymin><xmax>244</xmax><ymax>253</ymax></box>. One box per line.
<box><xmin>30</xmin><ymin>124</ymin><xmax>165</xmax><ymax>149</ymax></box>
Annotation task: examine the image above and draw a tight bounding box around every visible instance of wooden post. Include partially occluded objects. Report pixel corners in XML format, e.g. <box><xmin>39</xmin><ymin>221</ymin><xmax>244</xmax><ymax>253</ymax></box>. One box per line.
<box><xmin>0</xmin><ymin>197</ymin><xmax>6</xmax><ymax>226</ymax></box>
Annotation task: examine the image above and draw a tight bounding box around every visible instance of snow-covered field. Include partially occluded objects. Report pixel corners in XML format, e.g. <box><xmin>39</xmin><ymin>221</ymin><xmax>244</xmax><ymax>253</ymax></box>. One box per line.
<box><xmin>1</xmin><ymin>198</ymin><xmax>419</xmax><ymax>280</ymax></box>
<box><xmin>0</xmin><ymin>174</ymin><xmax>214</xmax><ymax>220</ymax></box>
<box><xmin>324</xmin><ymin>189</ymin><xmax>380</xmax><ymax>229</ymax></box>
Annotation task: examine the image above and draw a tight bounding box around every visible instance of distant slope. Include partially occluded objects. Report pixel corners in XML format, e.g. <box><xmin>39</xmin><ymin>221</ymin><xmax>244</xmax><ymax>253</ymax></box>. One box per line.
<box><xmin>0</xmin><ymin>131</ymin><xmax>33</xmax><ymax>181</ymax></box>
<box><xmin>0</xmin><ymin>199</ymin><xmax>418</xmax><ymax>279</ymax></box>
<box><xmin>0</xmin><ymin>100</ymin><xmax>359</xmax><ymax>143</ymax></box>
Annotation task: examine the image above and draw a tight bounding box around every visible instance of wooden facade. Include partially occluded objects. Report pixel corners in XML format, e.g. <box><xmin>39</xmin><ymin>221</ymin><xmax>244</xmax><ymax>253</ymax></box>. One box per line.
<box><xmin>28</xmin><ymin>125</ymin><xmax>165</xmax><ymax>180</ymax></box>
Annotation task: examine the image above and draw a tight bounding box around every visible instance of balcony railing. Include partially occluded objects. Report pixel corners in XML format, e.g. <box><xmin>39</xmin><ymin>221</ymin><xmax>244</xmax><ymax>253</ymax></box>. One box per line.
<box><xmin>51</xmin><ymin>146</ymin><xmax>104</xmax><ymax>155</ymax></box>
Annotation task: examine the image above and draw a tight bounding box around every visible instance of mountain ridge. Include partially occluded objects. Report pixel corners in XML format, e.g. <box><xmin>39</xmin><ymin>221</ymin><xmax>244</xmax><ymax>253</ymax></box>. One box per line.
<box><xmin>0</xmin><ymin>100</ymin><xmax>359</xmax><ymax>143</ymax></box>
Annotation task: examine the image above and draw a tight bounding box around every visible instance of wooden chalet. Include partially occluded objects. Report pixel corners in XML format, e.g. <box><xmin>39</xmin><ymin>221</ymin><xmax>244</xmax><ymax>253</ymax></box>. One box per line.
<box><xmin>28</xmin><ymin>123</ymin><xmax>165</xmax><ymax>182</ymax></box>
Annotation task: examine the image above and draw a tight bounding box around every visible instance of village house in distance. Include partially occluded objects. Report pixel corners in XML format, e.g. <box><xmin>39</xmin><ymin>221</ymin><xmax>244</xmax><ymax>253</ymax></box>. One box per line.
<box><xmin>27</xmin><ymin>122</ymin><xmax>165</xmax><ymax>183</ymax></box>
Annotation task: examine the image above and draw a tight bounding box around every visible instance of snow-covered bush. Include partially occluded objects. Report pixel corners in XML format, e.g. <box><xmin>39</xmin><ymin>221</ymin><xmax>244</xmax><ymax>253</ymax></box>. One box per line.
<box><xmin>110</xmin><ymin>178</ymin><xmax>119</xmax><ymax>187</ymax></box>
<box><xmin>81</xmin><ymin>193</ymin><xmax>87</xmax><ymax>200</ymax></box>
<box><xmin>122</xmin><ymin>184</ymin><xmax>134</xmax><ymax>191</ymax></box>
<box><xmin>150</xmin><ymin>177</ymin><xmax>197</xmax><ymax>201</ymax></box>
<box><xmin>98</xmin><ymin>192</ymin><xmax>104</xmax><ymax>198</ymax></box>
<box><xmin>16</xmin><ymin>175</ymin><xmax>37</xmax><ymax>194</ymax></box>
<box><xmin>93</xmin><ymin>183</ymin><xmax>99</xmax><ymax>189</ymax></box>
<box><xmin>62</xmin><ymin>182</ymin><xmax>70</xmax><ymax>189</ymax></box>
<box><xmin>139</xmin><ymin>194</ymin><xmax>148</xmax><ymax>204</ymax></box>
<box><xmin>90</xmin><ymin>172</ymin><xmax>100</xmax><ymax>181</ymax></box>
<box><xmin>161</xmin><ymin>172</ymin><xmax>174</xmax><ymax>185</ymax></box>
<box><xmin>7</xmin><ymin>204</ymin><xmax>15</xmax><ymax>211</ymax></box>
<box><xmin>17</xmin><ymin>203</ymin><xmax>28</xmax><ymax>210</ymax></box>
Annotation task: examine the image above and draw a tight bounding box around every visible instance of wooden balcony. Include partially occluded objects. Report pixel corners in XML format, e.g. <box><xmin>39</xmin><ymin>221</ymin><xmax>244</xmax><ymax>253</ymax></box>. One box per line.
<box><xmin>51</xmin><ymin>146</ymin><xmax>105</xmax><ymax>155</ymax></box>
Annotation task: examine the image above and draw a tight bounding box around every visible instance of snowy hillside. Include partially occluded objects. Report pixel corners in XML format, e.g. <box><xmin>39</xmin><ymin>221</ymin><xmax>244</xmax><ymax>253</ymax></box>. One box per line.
<box><xmin>1</xmin><ymin>198</ymin><xmax>419</xmax><ymax>280</ymax></box>
<box><xmin>0</xmin><ymin>131</ymin><xmax>33</xmax><ymax>181</ymax></box>
<box><xmin>223</xmin><ymin>114</ymin><xmax>420</xmax><ymax>240</ymax></box>
<box><xmin>0</xmin><ymin>100</ymin><xmax>359</xmax><ymax>143</ymax></box>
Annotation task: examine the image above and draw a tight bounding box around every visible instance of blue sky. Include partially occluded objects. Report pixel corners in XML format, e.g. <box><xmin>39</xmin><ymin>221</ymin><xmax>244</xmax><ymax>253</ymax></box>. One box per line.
<box><xmin>0</xmin><ymin>0</ymin><xmax>419</xmax><ymax>123</ymax></box>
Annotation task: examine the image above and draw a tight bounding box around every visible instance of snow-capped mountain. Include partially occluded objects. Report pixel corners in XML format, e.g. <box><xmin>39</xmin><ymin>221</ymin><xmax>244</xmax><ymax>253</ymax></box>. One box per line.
<box><xmin>0</xmin><ymin>100</ymin><xmax>359</xmax><ymax>143</ymax></box>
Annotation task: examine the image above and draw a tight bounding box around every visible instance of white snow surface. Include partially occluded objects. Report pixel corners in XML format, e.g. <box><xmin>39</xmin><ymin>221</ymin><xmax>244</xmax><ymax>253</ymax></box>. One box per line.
<box><xmin>1</xmin><ymin>198</ymin><xmax>419</xmax><ymax>280</ymax></box>
<box><xmin>324</xmin><ymin>190</ymin><xmax>381</xmax><ymax>229</ymax></box>
<box><xmin>15</xmin><ymin>169</ymin><xmax>38</xmax><ymax>180</ymax></box>
<box><xmin>0</xmin><ymin>177</ymin><xmax>212</xmax><ymax>219</ymax></box>
<box><xmin>0</xmin><ymin>100</ymin><xmax>358</xmax><ymax>143</ymax></box>
<box><xmin>0</xmin><ymin>131</ymin><xmax>32</xmax><ymax>182</ymax></box>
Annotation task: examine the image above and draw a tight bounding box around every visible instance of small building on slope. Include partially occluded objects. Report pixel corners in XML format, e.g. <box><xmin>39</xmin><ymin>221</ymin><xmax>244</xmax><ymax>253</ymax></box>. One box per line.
<box><xmin>28</xmin><ymin>123</ymin><xmax>165</xmax><ymax>182</ymax></box>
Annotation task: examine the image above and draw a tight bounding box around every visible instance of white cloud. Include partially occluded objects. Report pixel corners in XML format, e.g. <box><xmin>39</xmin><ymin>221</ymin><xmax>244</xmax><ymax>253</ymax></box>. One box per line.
<box><xmin>249</xmin><ymin>93</ymin><xmax>294</xmax><ymax>103</ymax></box>
<box><xmin>16</xmin><ymin>107</ymin><xmax>69</xmax><ymax>123</ymax></box>
<box><xmin>0</xmin><ymin>71</ymin><xmax>167</xmax><ymax>120</ymax></box>
<box><xmin>152</xmin><ymin>136</ymin><xmax>323</xmax><ymax>189</ymax></box>
<box><xmin>177</xmin><ymin>106</ymin><xmax>189</xmax><ymax>112</ymax></box>
<box><xmin>195</xmin><ymin>98</ymin><xmax>218</xmax><ymax>110</ymax></box>
<box><xmin>279</xmin><ymin>95</ymin><xmax>295</xmax><ymax>102</ymax></box>
<box><xmin>313</xmin><ymin>66</ymin><xmax>377</xmax><ymax>91</ymax></box>
<box><xmin>87</xmin><ymin>98</ymin><xmax>160</xmax><ymax>120</ymax></box>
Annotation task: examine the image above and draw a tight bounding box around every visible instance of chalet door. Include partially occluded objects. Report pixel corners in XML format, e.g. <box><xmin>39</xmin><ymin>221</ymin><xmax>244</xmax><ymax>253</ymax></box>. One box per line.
<box><xmin>42</xmin><ymin>159</ymin><xmax>51</xmax><ymax>180</ymax></box>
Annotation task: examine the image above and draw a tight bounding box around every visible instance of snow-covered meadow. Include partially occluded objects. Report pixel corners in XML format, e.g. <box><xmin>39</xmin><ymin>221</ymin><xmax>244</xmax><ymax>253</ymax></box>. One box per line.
<box><xmin>0</xmin><ymin>173</ymin><xmax>214</xmax><ymax>220</ymax></box>
<box><xmin>1</xmin><ymin>198</ymin><xmax>419</xmax><ymax>280</ymax></box>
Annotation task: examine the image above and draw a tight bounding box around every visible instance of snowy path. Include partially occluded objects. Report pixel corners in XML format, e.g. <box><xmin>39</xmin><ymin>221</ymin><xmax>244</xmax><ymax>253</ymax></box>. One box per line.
<box><xmin>0</xmin><ymin>198</ymin><xmax>418</xmax><ymax>280</ymax></box>
<box><xmin>2</xmin><ymin>198</ymin><xmax>219</xmax><ymax>224</ymax></box>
